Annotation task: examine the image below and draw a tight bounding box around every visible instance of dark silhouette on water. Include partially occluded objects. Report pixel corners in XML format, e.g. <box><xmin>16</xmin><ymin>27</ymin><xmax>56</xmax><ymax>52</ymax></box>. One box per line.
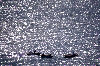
<box><xmin>63</xmin><ymin>52</ymin><xmax>78</xmax><ymax>58</ymax></box>
<box><xmin>41</xmin><ymin>53</ymin><xmax>53</xmax><ymax>58</ymax></box>
<box><xmin>27</xmin><ymin>50</ymin><xmax>41</xmax><ymax>56</ymax></box>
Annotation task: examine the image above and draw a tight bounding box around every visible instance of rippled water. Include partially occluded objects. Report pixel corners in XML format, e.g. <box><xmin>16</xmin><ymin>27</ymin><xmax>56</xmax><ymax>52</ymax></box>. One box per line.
<box><xmin>0</xmin><ymin>0</ymin><xmax>100</xmax><ymax>65</ymax></box>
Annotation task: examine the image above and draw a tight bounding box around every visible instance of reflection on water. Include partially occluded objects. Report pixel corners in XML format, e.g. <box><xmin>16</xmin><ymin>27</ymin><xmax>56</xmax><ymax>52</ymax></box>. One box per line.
<box><xmin>0</xmin><ymin>0</ymin><xmax>100</xmax><ymax>65</ymax></box>
<box><xmin>0</xmin><ymin>53</ymin><xmax>99</xmax><ymax>65</ymax></box>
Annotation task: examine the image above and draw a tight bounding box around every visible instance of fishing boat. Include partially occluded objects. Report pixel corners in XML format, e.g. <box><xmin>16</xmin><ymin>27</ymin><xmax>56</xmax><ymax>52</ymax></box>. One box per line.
<box><xmin>27</xmin><ymin>50</ymin><xmax>41</xmax><ymax>56</ymax></box>
<box><xmin>64</xmin><ymin>53</ymin><xmax>78</xmax><ymax>58</ymax></box>
<box><xmin>41</xmin><ymin>53</ymin><xmax>53</xmax><ymax>58</ymax></box>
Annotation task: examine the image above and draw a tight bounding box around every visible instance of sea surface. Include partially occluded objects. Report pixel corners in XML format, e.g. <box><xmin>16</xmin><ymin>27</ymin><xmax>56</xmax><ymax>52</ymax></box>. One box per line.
<box><xmin>0</xmin><ymin>0</ymin><xmax>100</xmax><ymax>66</ymax></box>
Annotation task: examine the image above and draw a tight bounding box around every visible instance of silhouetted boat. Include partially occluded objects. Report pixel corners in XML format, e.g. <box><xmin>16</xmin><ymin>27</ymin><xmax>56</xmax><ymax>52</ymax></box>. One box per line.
<box><xmin>64</xmin><ymin>53</ymin><xmax>78</xmax><ymax>58</ymax></box>
<box><xmin>27</xmin><ymin>51</ymin><xmax>34</xmax><ymax>56</ymax></box>
<box><xmin>41</xmin><ymin>53</ymin><xmax>53</xmax><ymax>58</ymax></box>
<box><xmin>27</xmin><ymin>50</ymin><xmax>41</xmax><ymax>56</ymax></box>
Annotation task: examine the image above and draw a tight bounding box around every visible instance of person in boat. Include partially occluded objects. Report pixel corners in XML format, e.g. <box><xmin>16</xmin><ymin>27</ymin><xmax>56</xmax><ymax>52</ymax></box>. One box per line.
<box><xmin>33</xmin><ymin>50</ymin><xmax>41</xmax><ymax>56</ymax></box>
<box><xmin>41</xmin><ymin>53</ymin><xmax>53</xmax><ymax>58</ymax></box>
<box><xmin>27</xmin><ymin>50</ymin><xmax>41</xmax><ymax>56</ymax></box>
<box><xmin>27</xmin><ymin>51</ymin><xmax>34</xmax><ymax>56</ymax></box>
<box><xmin>64</xmin><ymin>52</ymin><xmax>78</xmax><ymax>58</ymax></box>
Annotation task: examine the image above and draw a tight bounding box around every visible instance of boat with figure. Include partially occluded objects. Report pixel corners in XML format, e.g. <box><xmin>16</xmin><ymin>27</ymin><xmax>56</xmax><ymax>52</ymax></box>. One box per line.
<box><xmin>41</xmin><ymin>53</ymin><xmax>53</xmax><ymax>58</ymax></box>
<box><xmin>64</xmin><ymin>52</ymin><xmax>78</xmax><ymax>58</ymax></box>
<box><xmin>27</xmin><ymin>50</ymin><xmax>41</xmax><ymax>56</ymax></box>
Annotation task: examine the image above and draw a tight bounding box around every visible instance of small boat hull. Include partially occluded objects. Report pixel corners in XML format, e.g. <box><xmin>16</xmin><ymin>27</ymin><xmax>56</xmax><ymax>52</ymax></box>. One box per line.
<box><xmin>27</xmin><ymin>52</ymin><xmax>41</xmax><ymax>56</ymax></box>
<box><xmin>41</xmin><ymin>54</ymin><xmax>53</xmax><ymax>58</ymax></box>
<box><xmin>41</xmin><ymin>56</ymin><xmax>53</xmax><ymax>58</ymax></box>
<box><xmin>64</xmin><ymin>54</ymin><xmax>78</xmax><ymax>58</ymax></box>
